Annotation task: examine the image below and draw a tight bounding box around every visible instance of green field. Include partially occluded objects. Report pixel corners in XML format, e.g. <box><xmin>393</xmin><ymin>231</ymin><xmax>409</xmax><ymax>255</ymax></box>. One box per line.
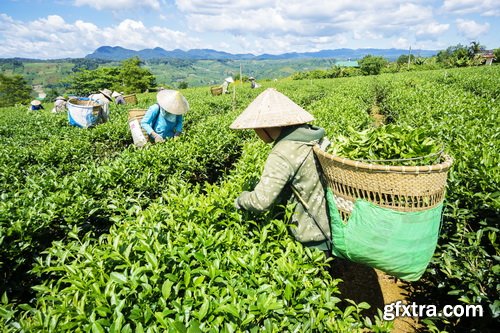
<box><xmin>0</xmin><ymin>58</ymin><xmax>338</xmax><ymax>94</ymax></box>
<box><xmin>0</xmin><ymin>61</ymin><xmax>74</xmax><ymax>88</ymax></box>
<box><xmin>145</xmin><ymin>58</ymin><xmax>337</xmax><ymax>87</ymax></box>
<box><xmin>0</xmin><ymin>66</ymin><xmax>498</xmax><ymax>332</ymax></box>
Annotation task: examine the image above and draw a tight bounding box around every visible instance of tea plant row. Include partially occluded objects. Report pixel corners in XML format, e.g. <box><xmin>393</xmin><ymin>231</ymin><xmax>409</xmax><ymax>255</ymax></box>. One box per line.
<box><xmin>1</xmin><ymin>66</ymin><xmax>498</xmax><ymax>331</ymax></box>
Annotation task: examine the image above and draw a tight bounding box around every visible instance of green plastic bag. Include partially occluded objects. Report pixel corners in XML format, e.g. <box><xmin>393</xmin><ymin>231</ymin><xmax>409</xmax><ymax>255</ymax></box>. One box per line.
<box><xmin>326</xmin><ymin>188</ymin><xmax>442</xmax><ymax>281</ymax></box>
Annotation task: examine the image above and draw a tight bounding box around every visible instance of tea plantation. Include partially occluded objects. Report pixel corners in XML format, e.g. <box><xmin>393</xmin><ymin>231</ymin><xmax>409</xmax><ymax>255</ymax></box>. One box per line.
<box><xmin>0</xmin><ymin>66</ymin><xmax>498</xmax><ymax>332</ymax></box>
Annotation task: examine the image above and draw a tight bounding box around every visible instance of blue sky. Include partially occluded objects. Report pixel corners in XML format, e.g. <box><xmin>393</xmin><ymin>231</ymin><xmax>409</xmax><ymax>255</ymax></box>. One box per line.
<box><xmin>0</xmin><ymin>0</ymin><xmax>498</xmax><ymax>59</ymax></box>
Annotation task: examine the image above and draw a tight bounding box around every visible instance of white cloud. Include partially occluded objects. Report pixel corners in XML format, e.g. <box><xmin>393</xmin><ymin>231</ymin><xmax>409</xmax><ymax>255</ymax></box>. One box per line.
<box><xmin>173</xmin><ymin>1</ymin><xmax>457</xmax><ymax>53</ymax></box>
<box><xmin>442</xmin><ymin>0</ymin><xmax>500</xmax><ymax>16</ymax></box>
<box><xmin>176</xmin><ymin>1</ymin><xmax>435</xmax><ymax>43</ymax></box>
<box><xmin>456</xmin><ymin>19</ymin><xmax>490</xmax><ymax>40</ymax></box>
<box><xmin>176</xmin><ymin>0</ymin><xmax>275</xmax><ymax>13</ymax></box>
<box><xmin>414</xmin><ymin>21</ymin><xmax>450</xmax><ymax>40</ymax></box>
<box><xmin>392</xmin><ymin>37</ymin><xmax>410</xmax><ymax>49</ymax></box>
<box><xmin>0</xmin><ymin>14</ymin><xmax>199</xmax><ymax>59</ymax></box>
<box><xmin>1</xmin><ymin>1</ymin><xmax>495</xmax><ymax>58</ymax></box>
<box><xmin>74</xmin><ymin>0</ymin><xmax>161</xmax><ymax>10</ymax></box>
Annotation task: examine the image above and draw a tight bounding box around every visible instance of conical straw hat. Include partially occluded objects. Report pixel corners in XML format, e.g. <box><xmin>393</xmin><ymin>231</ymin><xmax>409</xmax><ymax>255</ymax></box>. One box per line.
<box><xmin>157</xmin><ymin>89</ymin><xmax>189</xmax><ymax>115</ymax></box>
<box><xmin>230</xmin><ymin>88</ymin><xmax>314</xmax><ymax>129</ymax></box>
<box><xmin>99</xmin><ymin>89</ymin><xmax>113</xmax><ymax>101</ymax></box>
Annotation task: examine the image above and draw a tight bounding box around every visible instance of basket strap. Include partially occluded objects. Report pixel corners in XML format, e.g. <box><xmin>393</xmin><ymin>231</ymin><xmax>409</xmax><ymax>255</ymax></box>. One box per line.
<box><xmin>290</xmin><ymin>144</ymin><xmax>332</xmax><ymax>252</ymax></box>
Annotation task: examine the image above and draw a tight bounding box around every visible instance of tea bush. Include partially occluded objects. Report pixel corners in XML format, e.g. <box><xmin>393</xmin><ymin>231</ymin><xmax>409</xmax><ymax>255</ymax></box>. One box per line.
<box><xmin>1</xmin><ymin>66</ymin><xmax>498</xmax><ymax>331</ymax></box>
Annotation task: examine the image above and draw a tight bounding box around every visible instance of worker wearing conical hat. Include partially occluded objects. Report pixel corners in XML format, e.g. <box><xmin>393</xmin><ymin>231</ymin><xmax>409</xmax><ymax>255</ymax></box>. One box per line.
<box><xmin>89</xmin><ymin>88</ymin><xmax>113</xmax><ymax>122</ymax></box>
<box><xmin>141</xmin><ymin>89</ymin><xmax>189</xmax><ymax>143</ymax></box>
<box><xmin>112</xmin><ymin>91</ymin><xmax>126</xmax><ymax>105</ymax></box>
<box><xmin>29</xmin><ymin>99</ymin><xmax>44</xmax><ymax>111</ymax></box>
<box><xmin>249</xmin><ymin>76</ymin><xmax>260</xmax><ymax>89</ymax></box>
<box><xmin>231</xmin><ymin>88</ymin><xmax>331</xmax><ymax>252</ymax></box>
<box><xmin>51</xmin><ymin>96</ymin><xmax>67</xmax><ymax>113</ymax></box>
<box><xmin>221</xmin><ymin>77</ymin><xmax>234</xmax><ymax>94</ymax></box>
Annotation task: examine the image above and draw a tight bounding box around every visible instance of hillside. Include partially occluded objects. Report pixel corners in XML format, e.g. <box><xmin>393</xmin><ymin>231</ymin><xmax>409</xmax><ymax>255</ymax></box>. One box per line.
<box><xmin>86</xmin><ymin>46</ymin><xmax>438</xmax><ymax>61</ymax></box>
<box><xmin>1</xmin><ymin>46</ymin><xmax>439</xmax><ymax>94</ymax></box>
<box><xmin>0</xmin><ymin>57</ymin><xmax>342</xmax><ymax>92</ymax></box>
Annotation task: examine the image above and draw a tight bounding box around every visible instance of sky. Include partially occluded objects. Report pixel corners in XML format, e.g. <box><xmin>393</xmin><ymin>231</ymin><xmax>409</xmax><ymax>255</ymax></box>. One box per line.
<box><xmin>0</xmin><ymin>0</ymin><xmax>499</xmax><ymax>59</ymax></box>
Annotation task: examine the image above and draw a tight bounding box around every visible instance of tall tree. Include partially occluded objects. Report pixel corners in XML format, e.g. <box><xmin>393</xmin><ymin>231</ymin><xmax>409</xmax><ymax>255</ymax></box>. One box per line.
<box><xmin>0</xmin><ymin>74</ymin><xmax>32</xmax><ymax>107</ymax></box>
<box><xmin>468</xmin><ymin>41</ymin><xmax>484</xmax><ymax>57</ymax></box>
<box><xmin>66</xmin><ymin>67</ymin><xmax>120</xmax><ymax>96</ymax></box>
<box><xmin>396</xmin><ymin>54</ymin><xmax>415</xmax><ymax>66</ymax></box>
<box><xmin>118</xmin><ymin>57</ymin><xmax>156</xmax><ymax>93</ymax></box>
<box><xmin>44</xmin><ymin>88</ymin><xmax>60</xmax><ymax>102</ymax></box>
<box><xmin>358</xmin><ymin>55</ymin><xmax>388</xmax><ymax>75</ymax></box>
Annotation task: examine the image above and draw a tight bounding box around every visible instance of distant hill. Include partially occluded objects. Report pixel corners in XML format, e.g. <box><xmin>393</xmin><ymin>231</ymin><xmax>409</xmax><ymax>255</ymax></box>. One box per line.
<box><xmin>86</xmin><ymin>46</ymin><xmax>438</xmax><ymax>61</ymax></box>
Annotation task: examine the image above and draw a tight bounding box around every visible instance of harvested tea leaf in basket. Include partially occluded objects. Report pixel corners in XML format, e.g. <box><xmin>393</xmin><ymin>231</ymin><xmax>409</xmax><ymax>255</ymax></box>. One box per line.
<box><xmin>328</xmin><ymin>124</ymin><xmax>443</xmax><ymax>166</ymax></box>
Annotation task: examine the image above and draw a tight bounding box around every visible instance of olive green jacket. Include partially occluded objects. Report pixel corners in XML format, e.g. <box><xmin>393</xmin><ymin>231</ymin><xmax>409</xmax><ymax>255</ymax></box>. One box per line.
<box><xmin>237</xmin><ymin>125</ymin><xmax>331</xmax><ymax>249</ymax></box>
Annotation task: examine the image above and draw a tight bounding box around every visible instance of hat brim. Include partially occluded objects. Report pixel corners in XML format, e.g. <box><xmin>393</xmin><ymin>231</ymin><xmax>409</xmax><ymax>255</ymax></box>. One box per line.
<box><xmin>156</xmin><ymin>90</ymin><xmax>189</xmax><ymax>115</ymax></box>
<box><xmin>230</xmin><ymin>88</ymin><xmax>314</xmax><ymax>129</ymax></box>
<box><xmin>99</xmin><ymin>90</ymin><xmax>113</xmax><ymax>101</ymax></box>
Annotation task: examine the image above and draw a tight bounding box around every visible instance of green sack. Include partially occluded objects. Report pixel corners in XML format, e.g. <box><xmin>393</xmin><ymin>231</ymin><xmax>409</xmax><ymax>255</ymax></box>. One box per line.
<box><xmin>326</xmin><ymin>188</ymin><xmax>442</xmax><ymax>281</ymax></box>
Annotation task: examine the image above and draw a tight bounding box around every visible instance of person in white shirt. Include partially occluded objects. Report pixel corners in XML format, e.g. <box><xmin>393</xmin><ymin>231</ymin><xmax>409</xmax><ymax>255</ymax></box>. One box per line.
<box><xmin>89</xmin><ymin>88</ymin><xmax>113</xmax><ymax>122</ymax></box>
<box><xmin>51</xmin><ymin>96</ymin><xmax>67</xmax><ymax>113</ymax></box>
<box><xmin>221</xmin><ymin>77</ymin><xmax>234</xmax><ymax>94</ymax></box>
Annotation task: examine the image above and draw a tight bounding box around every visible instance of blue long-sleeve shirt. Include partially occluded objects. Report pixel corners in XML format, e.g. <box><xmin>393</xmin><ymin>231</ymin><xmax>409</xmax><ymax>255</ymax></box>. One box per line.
<box><xmin>141</xmin><ymin>103</ymin><xmax>184</xmax><ymax>139</ymax></box>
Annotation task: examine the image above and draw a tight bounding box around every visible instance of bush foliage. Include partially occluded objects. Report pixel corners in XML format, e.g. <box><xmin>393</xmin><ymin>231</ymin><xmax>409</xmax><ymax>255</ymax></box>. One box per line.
<box><xmin>0</xmin><ymin>66</ymin><xmax>498</xmax><ymax>332</ymax></box>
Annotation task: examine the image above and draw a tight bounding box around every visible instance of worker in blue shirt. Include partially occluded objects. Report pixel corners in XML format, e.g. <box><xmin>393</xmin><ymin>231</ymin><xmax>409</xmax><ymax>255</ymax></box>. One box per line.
<box><xmin>141</xmin><ymin>89</ymin><xmax>189</xmax><ymax>143</ymax></box>
<box><xmin>30</xmin><ymin>100</ymin><xmax>44</xmax><ymax>111</ymax></box>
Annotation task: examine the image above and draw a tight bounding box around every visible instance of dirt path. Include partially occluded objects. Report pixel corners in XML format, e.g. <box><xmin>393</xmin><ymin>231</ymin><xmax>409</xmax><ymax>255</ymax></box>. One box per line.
<box><xmin>331</xmin><ymin>259</ymin><xmax>421</xmax><ymax>332</ymax></box>
<box><xmin>33</xmin><ymin>84</ymin><xmax>46</xmax><ymax>99</ymax></box>
<box><xmin>371</xmin><ymin>104</ymin><xmax>386</xmax><ymax>127</ymax></box>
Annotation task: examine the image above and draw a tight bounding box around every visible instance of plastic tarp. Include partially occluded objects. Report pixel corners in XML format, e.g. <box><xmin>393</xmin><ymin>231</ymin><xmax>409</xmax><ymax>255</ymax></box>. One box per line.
<box><xmin>327</xmin><ymin>188</ymin><xmax>442</xmax><ymax>281</ymax></box>
<box><xmin>67</xmin><ymin>97</ymin><xmax>103</xmax><ymax>128</ymax></box>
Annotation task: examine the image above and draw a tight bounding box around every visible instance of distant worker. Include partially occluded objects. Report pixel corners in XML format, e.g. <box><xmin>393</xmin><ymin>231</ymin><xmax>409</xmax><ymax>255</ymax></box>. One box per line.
<box><xmin>89</xmin><ymin>88</ymin><xmax>113</xmax><ymax>122</ymax></box>
<box><xmin>29</xmin><ymin>100</ymin><xmax>44</xmax><ymax>111</ymax></box>
<box><xmin>141</xmin><ymin>89</ymin><xmax>189</xmax><ymax>143</ymax></box>
<box><xmin>112</xmin><ymin>91</ymin><xmax>126</xmax><ymax>105</ymax></box>
<box><xmin>249</xmin><ymin>77</ymin><xmax>260</xmax><ymax>89</ymax></box>
<box><xmin>231</xmin><ymin>88</ymin><xmax>331</xmax><ymax>254</ymax></box>
<box><xmin>51</xmin><ymin>96</ymin><xmax>67</xmax><ymax>113</ymax></box>
<box><xmin>221</xmin><ymin>77</ymin><xmax>234</xmax><ymax>94</ymax></box>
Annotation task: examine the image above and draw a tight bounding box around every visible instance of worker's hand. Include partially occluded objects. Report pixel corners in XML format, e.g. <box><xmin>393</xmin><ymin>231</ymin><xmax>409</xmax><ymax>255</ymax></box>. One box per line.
<box><xmin>152</xmin><ymin>132</ymin><xmax>165</xmax><ymax>143</ymax></box>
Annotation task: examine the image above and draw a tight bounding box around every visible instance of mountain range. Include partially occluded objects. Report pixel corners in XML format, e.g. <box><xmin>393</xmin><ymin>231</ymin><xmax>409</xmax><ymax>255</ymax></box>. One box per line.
<box><xmin>86</xmin><ymin>46</ymin><xmax>438</xmax><ymax>61</ymax></box>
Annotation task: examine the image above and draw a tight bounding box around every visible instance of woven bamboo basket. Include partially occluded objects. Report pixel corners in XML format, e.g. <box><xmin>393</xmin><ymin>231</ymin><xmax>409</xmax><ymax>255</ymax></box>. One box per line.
<box><xmin>128</xmin><ymin>109</ymin><xmax>149</xmax><ymax>146</ymax></box>
<box><xmin>313</xmin><ymin>145</ymin><xmax>453</xmax><ymax>221</ymax></box>
<box><xmin>211</xmin><ymin>86</ymin><xmax>223</xmax><ymax>96</ymax></box>
<box><xmin>123</xmin><ymin>94</ymin><xmax>138</xmax><ymax>105</ymax></box>
<box><xmin>67</xmin><ymin>98</ymin><xmax>101</xmax><ymax>113</ymax></box>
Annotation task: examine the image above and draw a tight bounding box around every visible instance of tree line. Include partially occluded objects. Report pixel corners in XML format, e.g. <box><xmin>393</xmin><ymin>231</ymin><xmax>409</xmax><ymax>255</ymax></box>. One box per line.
<box><xmin>0</xmin><ymin>57</ymin><xmax>155</xmax><ymax>107</ymax></box>
<box><xmin>292</xmin><ymin>42</ymin><xmax>499</xmax><ymax>80</ymax></box>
